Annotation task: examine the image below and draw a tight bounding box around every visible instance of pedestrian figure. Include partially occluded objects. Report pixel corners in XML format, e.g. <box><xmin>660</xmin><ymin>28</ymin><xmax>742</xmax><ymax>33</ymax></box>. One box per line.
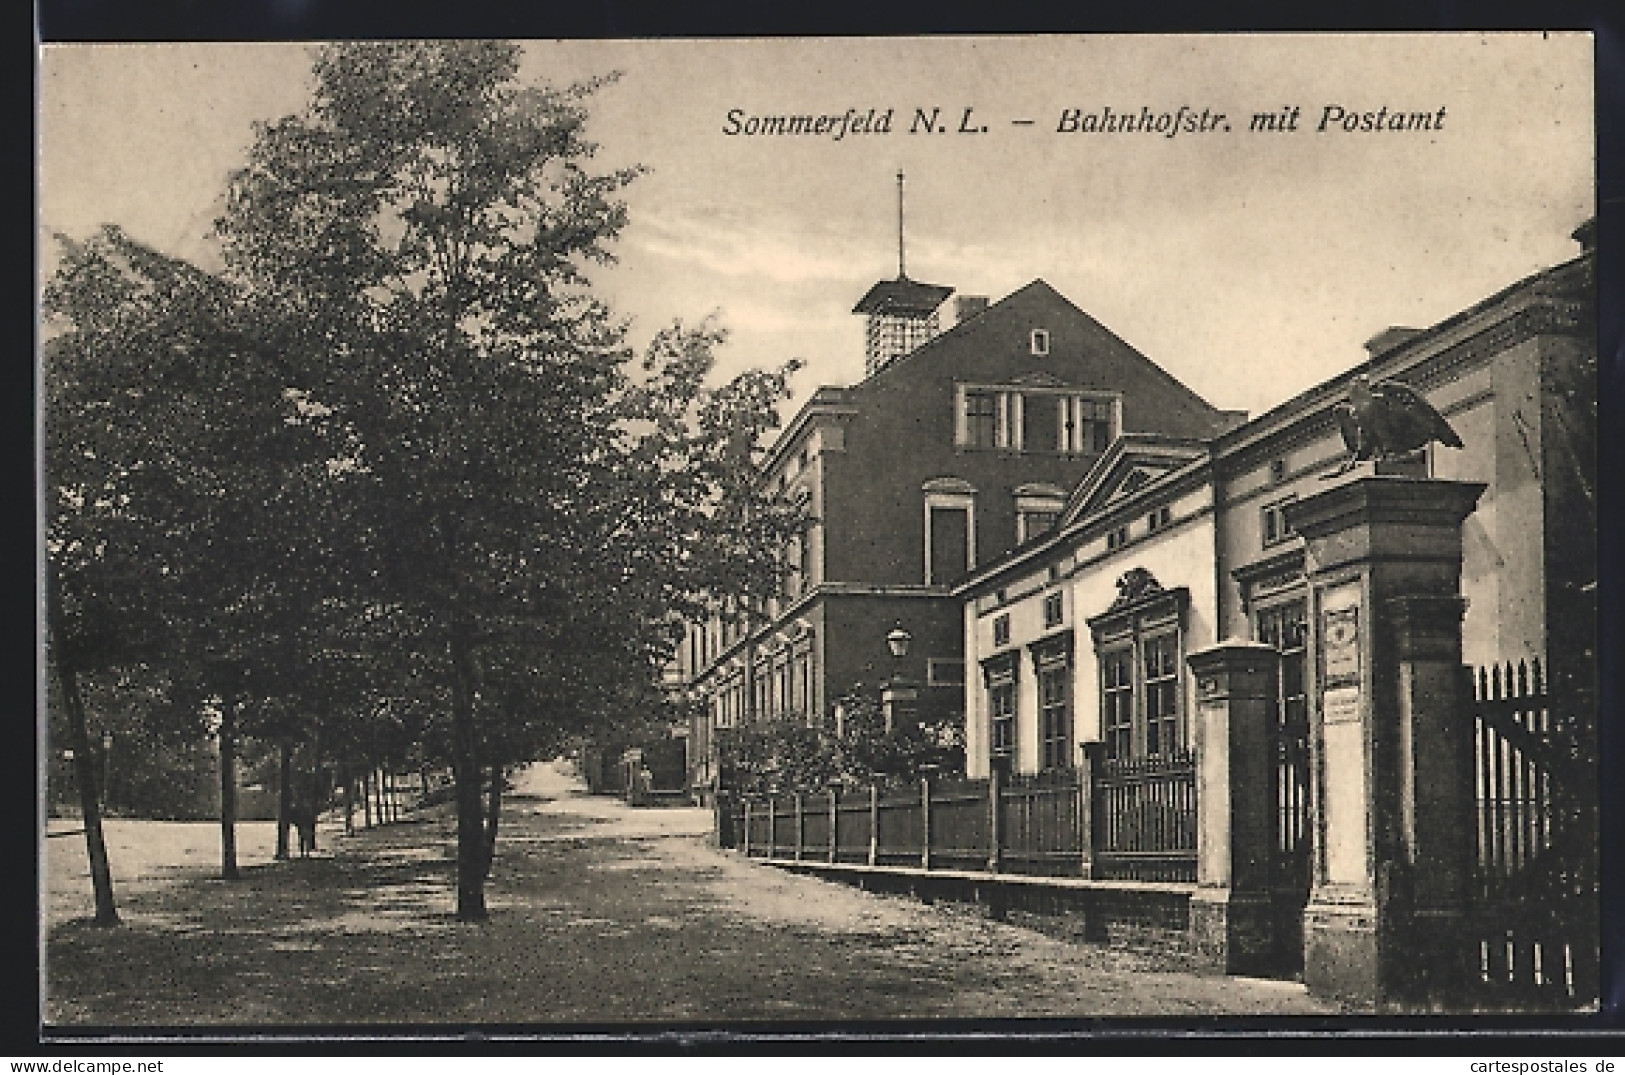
<box><xmin>289</xmin><ymin>800</ymin><xmax>318</xmax><ymax>856</ymax></box>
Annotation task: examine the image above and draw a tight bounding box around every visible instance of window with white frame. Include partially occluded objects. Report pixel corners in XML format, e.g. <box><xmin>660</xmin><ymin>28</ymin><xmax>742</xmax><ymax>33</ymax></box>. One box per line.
<box><xmin>1030</xmin><ymin>328</ymin><xmax>1050</xmax><ymax>356</ymax></box>
<box><xmin>1015</xmin><ymin>483</ymin><xmax>1067</xmax><ymax>544</ymax></box>
<box><xmin>923</xmin><ymin>478</ymin><xmax>976</xmax><ymax>585</ymax></box>
<box><xmin>984</xmin><ymin>655</ymin><xmax>1017</xmax><ymax>759</ymax></box>
<box><xmin>955</xmin><ymin>384</ymin><xmax>1117</xmax><ymax>455</ymax></box>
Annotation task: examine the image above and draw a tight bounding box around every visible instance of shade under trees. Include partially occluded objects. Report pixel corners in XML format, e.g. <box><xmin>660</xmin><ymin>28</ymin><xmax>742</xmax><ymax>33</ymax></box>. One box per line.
<box><xmin>45</xmin><ymin>40</ymin><xmax>803</xmax><ymax>923</ymax></box>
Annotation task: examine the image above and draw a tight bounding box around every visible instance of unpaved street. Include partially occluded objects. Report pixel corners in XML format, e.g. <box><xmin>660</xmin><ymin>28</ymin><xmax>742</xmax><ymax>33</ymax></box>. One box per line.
<box><xmin>45</xmin><ymin>761</ymin><xmax>1333</xmax><ymax>1026</ymax></box>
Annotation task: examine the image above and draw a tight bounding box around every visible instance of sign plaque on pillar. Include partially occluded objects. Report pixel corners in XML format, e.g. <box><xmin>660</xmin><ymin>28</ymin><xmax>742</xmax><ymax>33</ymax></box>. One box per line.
<box><xmin>1322</xmin><ymin>606</ymin><xmax>1360</xmax><ymax>685</ymax></box>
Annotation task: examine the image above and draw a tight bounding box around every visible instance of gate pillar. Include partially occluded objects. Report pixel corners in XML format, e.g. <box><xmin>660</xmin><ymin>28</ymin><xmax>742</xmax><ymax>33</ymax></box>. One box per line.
<box><xmin>1284</xmin><ymin>475</ymin><xmax>1483</xmax><ymax>1009</ymax></box>
<box><xmin>1186</xmin><ymin>640</ymin><xmax>1280</xmax><ymax>976</ymax></box>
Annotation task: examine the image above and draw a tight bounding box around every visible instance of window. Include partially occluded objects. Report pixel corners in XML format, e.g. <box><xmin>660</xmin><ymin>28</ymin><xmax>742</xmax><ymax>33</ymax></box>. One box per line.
<box><xmin>1088</xmin><ymin>580</ymin><xmax>1190</xmax><ymax>762</ymax></box>
<box><xmin>929</xmin><ymin>507</ymin><xmax>969</xmax><ymax>584</ymax></box>
<box><xmin>1043</xmin><ymin>591</ymin><xmax>1064</xmax><ymax>628</ymax></box>
<box><xmin>1015</xmin><ymin>483</ymin><xmax>1066</xmax><ymax>544</ymax></box>
<box><xmin>1101</xmin><ymin>648</ymin><xmax>1134</xmax><ymax>760</ymax></box>
<box><xmin>1146</xmin><ymin>505</ymin><xmax>1172</xmax><ymax>532</ymax></box>
<box><xmin>798</xmin><ymin>529</ymin><xmax>814</xmax><ymax>589</ymax></box>
<box><xmin>1030</xmin><ymin>328</ymin><xmax>1050</xmax><ymax>356</ymax></box>
<box><xmin>1256</xmin><ymin>598</ymin><xmax>1309</xmax><ymax>737</ymax></box>
<box><xmin>1107</xmin><ymin>525</ymin><xmax>1129</xmax><ymax>551</ymax></box>
<box><xmin>992</xmin><ymin>613</ymin><xmax>1011</xmax><ymax>647</ymax></box>
<box><xmin>927</xmin><ymin>658</ymin><xmax>966</xmax><ymax>687</ymax></box>
<box><xmin>1262</xmin><ymin>497</ymin><xmax>1297</xmax><ymax>548</ymax></box>
<box><xmin>1079</xmin><ymin>398</ymin><xmax>1114</xmax><ymax>454</ymax></box>
<box><xmin>964</xmin><ymin>391</ymin><xmax>998</xmax><ymax>448</ymax></box>
<box><xmin>1021</xmin><ymin>395</ymin><xmax>1054</xmax><ymax>454</ymax></box>
<box><xmin>1019</xmin><ymin>510</ymin><xmax>1059</xmax><ymax>542</ymax></box>
<box><xmin>1269</xmin><ymin>458</ymin><xmax>1287</xmax><ymax>484</ymax></box>
<box><xmin>986</xmin><ymin>657</ymin><xmax>1017</xmax><ymax>758</ymax></box>
<box><xmin>956</xmin><ymin>385</ymin><xmax>1116</xmax><ymax>454</ymax></box>
<box><xmin>1142</xmin><ymin>634</ymin><xmax>1180</xmax><ymax>755</ymax></box>
<box><xmin>924</xmin><ymin>479</ymin><xmax>977</xmax><ymax>585</ymax></box>
<box><xmin>1039</xmin><ymin>661</ymin><xmax>1070</xmax><ymax>769</ymax></box>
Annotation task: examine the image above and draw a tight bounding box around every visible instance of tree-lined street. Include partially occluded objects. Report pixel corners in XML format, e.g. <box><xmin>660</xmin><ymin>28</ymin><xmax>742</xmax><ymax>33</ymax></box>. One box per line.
<box><xmin>46</xmin><ymin>760</ymin><xmax>1333</xmax><ymax>1025</ymax></box>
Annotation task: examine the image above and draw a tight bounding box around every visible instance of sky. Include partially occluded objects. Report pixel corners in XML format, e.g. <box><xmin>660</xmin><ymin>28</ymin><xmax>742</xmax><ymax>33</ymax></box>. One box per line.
<box><xmin>38</xmin><ymin>34</ymin><xmax>1594</xmax><ymax>421</ymax></box>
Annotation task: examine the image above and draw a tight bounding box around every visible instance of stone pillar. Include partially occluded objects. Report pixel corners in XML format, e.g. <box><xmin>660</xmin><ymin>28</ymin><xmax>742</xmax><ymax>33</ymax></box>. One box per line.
<box><xmin>1284</xmin><ymin>475</ymin><xmax>1484</xmax><ymax>1009</ymax></box>
<box><xmin>1185</xmin><ymin>640</ymin><xmax>1281</xmax><ymax>976</ymax></box>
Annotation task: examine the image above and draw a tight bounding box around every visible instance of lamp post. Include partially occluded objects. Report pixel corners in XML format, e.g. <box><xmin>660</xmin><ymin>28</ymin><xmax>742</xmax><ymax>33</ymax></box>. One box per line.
<box><xmin>881</xmin><ymin>622</ymin><xmax>916</xmax><ymax>733</ymax></box>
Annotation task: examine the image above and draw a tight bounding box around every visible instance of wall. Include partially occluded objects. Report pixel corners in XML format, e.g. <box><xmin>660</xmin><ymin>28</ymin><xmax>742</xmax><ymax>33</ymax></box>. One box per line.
<box><xmin>824</xmin><ymin>281</ymin><xmax>1238</xmax><ymax>590</ymax></box>
<box><xmin>964</xmin><ymin>493</ymin><xmax>1218</xmax><ymax>778</ymax></box>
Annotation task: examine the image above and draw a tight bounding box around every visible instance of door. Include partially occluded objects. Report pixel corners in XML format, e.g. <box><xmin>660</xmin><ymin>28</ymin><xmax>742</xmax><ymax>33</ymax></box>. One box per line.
<box><xmin>1256</xmin><ymin>597</ymin><xmax>1312</xmax><ymax>975</ymax></box>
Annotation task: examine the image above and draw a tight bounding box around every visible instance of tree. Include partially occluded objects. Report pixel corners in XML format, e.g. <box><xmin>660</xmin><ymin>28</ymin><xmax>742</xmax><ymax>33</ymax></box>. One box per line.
<box><xmin>215</xmin><ymin>42</ymin><xmax>801</xmax><ymax>919</ymax></box>
<box><xmin>44</xmin><ymin>223</ymin><xmax>362</xmax><ymax>885</ymax></box>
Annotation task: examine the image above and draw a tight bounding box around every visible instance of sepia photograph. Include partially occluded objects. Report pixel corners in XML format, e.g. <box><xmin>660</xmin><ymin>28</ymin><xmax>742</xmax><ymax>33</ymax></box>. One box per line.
<box><xmin>37</xmin><ymin>33</ymin><xmax>1598</xmax><ymax>1032</ymax></box>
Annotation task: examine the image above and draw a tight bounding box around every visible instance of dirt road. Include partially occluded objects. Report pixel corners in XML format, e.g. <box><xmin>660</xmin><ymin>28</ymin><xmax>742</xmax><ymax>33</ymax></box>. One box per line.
<box><xmin>45</xmin><ymin>760</ymin><xmax>1334</xmax><ymax>1027</ymax></box>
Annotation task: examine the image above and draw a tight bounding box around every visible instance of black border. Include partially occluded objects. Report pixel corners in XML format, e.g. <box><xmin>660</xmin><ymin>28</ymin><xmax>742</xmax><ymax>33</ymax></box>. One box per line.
<box><xmin>27</xmin><ymin>0</ymin><xmax>1625</xmax><ymax>1055</ymax></box>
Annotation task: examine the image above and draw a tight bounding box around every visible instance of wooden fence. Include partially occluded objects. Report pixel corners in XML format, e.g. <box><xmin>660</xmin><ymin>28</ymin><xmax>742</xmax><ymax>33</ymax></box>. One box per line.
<box><xmin>1466</xmin><ymin>659</ymin><xmax>1597</xmax><ymax>1008</ymax></box>
<box><xmin>734</xmin><ymin>756</ymin><xmax>1196</xmax><ymax>884</ymax></box>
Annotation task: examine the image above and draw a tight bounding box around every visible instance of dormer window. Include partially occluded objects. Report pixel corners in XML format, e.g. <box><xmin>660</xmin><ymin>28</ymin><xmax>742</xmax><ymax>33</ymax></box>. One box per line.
<box><xmin>1030</xmin><ymin>329</ymin><xmax>1051</xmax><ymax>356</ymax></box>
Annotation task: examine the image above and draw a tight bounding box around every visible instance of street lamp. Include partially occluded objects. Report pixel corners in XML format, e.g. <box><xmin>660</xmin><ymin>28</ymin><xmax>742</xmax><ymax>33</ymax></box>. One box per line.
<box><xmin>885</xmin><ymin>624</ymin><xmax>912</xmax><ymax>659</ymax></box>
<box><xmin>881</xmin><ymin>623</ymin><xmax>916</xmax><ymax>733</ymax></box>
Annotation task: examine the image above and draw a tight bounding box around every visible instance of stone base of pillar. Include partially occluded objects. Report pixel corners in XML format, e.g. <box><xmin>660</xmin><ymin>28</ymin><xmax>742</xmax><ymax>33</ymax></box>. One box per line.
<box><xmin>1189</xmin><ymin>887</ymin><xmax>1275</xmax><ymax>977</ymax></box>
<box><xmin>1303</xmin><ymin>894</ymin><xmax>1381</xmax><ymax>1008</ymax></box>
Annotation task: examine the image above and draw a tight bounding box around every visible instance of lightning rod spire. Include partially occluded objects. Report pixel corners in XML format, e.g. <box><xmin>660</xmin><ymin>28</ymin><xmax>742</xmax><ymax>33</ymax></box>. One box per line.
<box><xmin>897</xmin><ymin>169</ymin><xmax>906</xmax><ymax>279</ymax></box>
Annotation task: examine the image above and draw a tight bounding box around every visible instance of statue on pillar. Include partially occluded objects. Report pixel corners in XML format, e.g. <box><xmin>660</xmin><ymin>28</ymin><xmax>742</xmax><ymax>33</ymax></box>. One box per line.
<box><xmin>1327</xmin><ymin>374</ymin><xmax>1464</xmax><ymax>476</ymax></box>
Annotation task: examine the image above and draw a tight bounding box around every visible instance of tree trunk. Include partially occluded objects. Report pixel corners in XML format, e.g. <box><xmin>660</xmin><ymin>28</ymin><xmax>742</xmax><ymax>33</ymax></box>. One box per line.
<box><xmin>449</xmin><ymin>630</ymin><xmax>487</xmax><ymax>921</ymax></box>
<box><xmin>482</xmin><ymin>761</ymin><xmax>502</xmax><ymax>880</ymax></box>
<box><xmin>420</xmin><ymin>762</ymin><xmax>432</xmax><ymax>807</ymax></box>
<box><xmin>307</xmin><ymin>723</ymin><xmax>323</xmax><ymax>853</ymax></box>
<box><xmin>219</xmin><ymin>698</ymin><xmax>239</xmax><ymax>881</ymax></box>
<box><xmin>275</xmin><ymin>739</ymin><xmax>293</xmax><ymax>860</ymax></box>
<box><xmin>341</xmin><ymin>759</ymin><xmax>353</xmax><ymax>835</ymax></box>
<box><xmin>57</xmin><ymin>660</ymin><xmax>119</xmax><ymax>926</ymax></box>
<box><xmin>363</xmin><ymin>767</ymin><xmax>373</xmax><ymax>828</ymax></box>
<box><xmin>45</xmin><ymin>564</ymin><xmax>119</xmax><ymax>926</ymax></box>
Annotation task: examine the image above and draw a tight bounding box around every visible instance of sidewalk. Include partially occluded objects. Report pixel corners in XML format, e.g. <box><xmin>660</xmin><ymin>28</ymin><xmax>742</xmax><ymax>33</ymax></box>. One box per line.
<box><xmin>45</xmin><ymin>759</ymin><xmax>1336</xmax><ymax>1026</ymax></box>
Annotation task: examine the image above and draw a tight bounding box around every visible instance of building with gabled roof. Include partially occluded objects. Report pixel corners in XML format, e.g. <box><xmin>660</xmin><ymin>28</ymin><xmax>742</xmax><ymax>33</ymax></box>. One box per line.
<box><xmin>673</xmin><ymin>265</ymin><xmax>1244</xmax><ymax>800</ymax></box>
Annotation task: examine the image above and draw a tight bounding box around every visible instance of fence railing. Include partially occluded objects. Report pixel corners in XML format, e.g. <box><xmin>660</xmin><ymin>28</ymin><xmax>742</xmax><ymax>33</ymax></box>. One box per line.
<box><xmin>733</xmin><ymin>757</ymin><xmax>1196</xmax><ymax>885</ymax></box>
<box><xmin>1091</xmin><ymin>750</ymin><xmax>1198</xmax><ymax>883</ymax></box>
<box><xmin>1466</xmin><ymin>659</ymin><xmax>1596</xmax><ymax>1008</ymax></box>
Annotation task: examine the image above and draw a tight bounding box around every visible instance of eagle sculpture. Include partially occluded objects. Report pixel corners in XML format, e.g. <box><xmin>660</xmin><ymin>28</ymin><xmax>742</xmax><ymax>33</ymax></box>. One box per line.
<box><xmin>1332</xmin><ymin>374</ymin><xmax>1463</xmax><ymax>468</ymax></box>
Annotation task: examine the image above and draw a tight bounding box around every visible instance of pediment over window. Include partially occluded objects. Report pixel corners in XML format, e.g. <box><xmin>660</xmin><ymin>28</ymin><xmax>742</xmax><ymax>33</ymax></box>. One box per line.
<box><xmin>1009</xmin><ymin>371</ymin><xmax>1067</xmax><ymax>388</ymax></box>
<box><xmin>1086</xmin><ymin>577</ymin><xmax>1191</xmax><ymax>643</ymax></box>
<box><xmin>923</xmin><ymin>476</ymin><xmax>978</xmax><ymax>495</ymax></box>
<box><xmin>1060</xmin><ymin>434</ymin><xmax>1207</xmax><ymax>526</ymax></box>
